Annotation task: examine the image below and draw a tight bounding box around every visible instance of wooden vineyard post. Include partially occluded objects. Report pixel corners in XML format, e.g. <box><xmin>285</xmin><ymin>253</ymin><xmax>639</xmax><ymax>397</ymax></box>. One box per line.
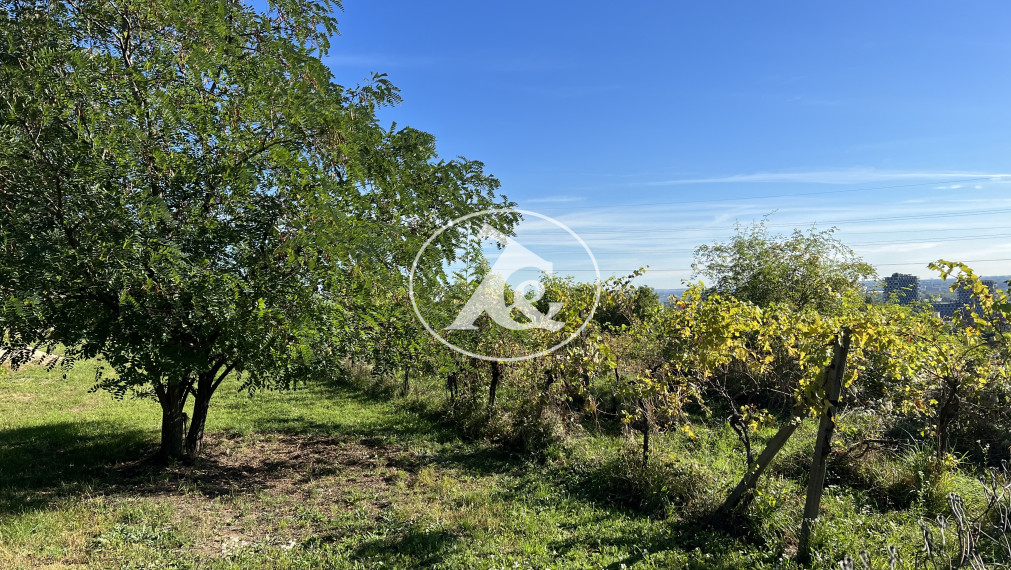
<box><xmin>640</xmin><ymin>397</ymin><xmax>651</xmax><ymax>468</ymax></box>
<box><xmin>488</xmin><ymin>360</ymin><xmax>502</xmax><ymax>414</ymax></box>
<box><xmin>717</xmin><ymin>409</ymin><xmax>805</xmax><ymax>516</ymax></box>
<box><xmin>718</xmin><ymin>327</ymin><xmax>852</xmax><ymax>520</ymax></box>
<box><xmin>797</xmin><ymin>328</ymin><xmax>851</xmax><ymax>565</ymax></box>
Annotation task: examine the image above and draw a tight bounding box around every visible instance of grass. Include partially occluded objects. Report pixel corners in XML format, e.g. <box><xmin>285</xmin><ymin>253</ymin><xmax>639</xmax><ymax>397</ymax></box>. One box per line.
<box><xmin>0</xmin><ymin>361</ymin><xmax>1000</xmax><ymax>569</ymax></box>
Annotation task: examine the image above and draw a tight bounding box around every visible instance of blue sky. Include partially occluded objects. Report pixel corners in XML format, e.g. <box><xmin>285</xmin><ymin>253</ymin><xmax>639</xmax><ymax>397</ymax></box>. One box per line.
<box><xmin>326</xmin><ymin>1</ymin><xmax>1011</xmax><ymax>287</ymax></box>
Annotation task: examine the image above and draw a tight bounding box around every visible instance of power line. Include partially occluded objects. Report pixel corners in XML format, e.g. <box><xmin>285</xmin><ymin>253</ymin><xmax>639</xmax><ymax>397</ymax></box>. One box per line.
<box><xmin>514</xmin><ymin>206</ymin><xmax>1011</xmax><ymax>235</ymax></box>
<box><xmin>485</xmin><ymin>225</ymin><xmax>1011</xmax><ymax>255</ymax></box>
<box><xmin>511</xmin><ymin>232</ymin><xmax>1011</xmax><ymax>255</ymax></box>
<box><xmin>463</xmin><ymin>203</ymin><xmax>1011</xmax><ymax>278</ymax></box>
<box><xmin>546</xmin><ymin>257</ymin><xmax>1011</xmax><ymax>272</ymax></box>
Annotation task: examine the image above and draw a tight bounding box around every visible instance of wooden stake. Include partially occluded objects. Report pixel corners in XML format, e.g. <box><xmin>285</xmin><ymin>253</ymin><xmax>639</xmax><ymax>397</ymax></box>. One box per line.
<box><xmin>797</xmin><ymin>328</ymin><xmax>851</xmax><ymax>565</ymax></box>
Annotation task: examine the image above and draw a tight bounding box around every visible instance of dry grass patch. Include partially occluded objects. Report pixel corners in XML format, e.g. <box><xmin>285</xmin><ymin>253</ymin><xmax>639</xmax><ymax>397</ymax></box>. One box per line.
<box><xmin>115</xmin><ymin>433</ymin><xmax>422</xmax><ymax>557</ymax></box>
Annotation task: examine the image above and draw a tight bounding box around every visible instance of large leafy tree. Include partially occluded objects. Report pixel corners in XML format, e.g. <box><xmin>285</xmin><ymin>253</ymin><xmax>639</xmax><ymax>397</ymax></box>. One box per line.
<box><xmin>0</xmin><ymin>0</ymin><xmax>511</xmax><ymax>460</ymax></box>
<box><xmin>692</xmin><ymin>219</ymin><xmax>875</xmax><ymax>314</ymax></box>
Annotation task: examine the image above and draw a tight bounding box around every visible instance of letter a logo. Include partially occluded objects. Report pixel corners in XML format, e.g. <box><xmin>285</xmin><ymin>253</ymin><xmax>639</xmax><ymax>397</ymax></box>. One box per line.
<box><xmin>445</xmin><ymin>225</ymin><xmax>564</xmax><ymax>332</ymax></box>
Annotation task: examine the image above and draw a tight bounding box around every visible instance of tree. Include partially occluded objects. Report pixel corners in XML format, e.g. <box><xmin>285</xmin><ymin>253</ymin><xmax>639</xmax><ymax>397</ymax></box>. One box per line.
<box><xmin>919</xmin><ymin>261</ymin><xmax>1011</xmax><ymax>458</ymax></box>
<box><xmin>692</xmin><ymin>219</ymin><xmax>875</xmax><ymax>314</ymax></box>
<box><xmin>0</xmin><ymin>0</ymin><xmax>512</xmax><ymax>460</ymax></box>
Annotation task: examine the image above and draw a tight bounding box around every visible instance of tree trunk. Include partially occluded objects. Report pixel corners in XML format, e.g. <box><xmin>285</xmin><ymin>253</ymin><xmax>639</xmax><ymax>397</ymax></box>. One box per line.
<box><xmin>639</xmin><ymin>397</ymin><xmax>651</xmax><ymax>468</ymax></box>
<box><xmin>184</xmin><ymin>371</ymin><xmax>218</xmax><ymax>459</ymax></box>
<box><xmin>797</xmin><ymin>328</ymin><xmax>851</xmax><ymax>565</ymax></box>
<box><xmin>401</xmin><ymin>364</ymin><xmax>411</xmax><ymax>397</ymax></box>
<box><xmin>642</xmin><ymin>419</ymin><xmax>651</xmax><ymax>468</ymax></box>
<box><xmin>536</xmin><ymin>369</ymin><xmax>556</xmax><ymax>421</ymax></box>
<box><xmin>612</xmin><ymin>367</ymin><xmax>621</xmax><ymax>413</ymax></box>
<box><xmin>156</xmin><ymin>380</ymin><xmax>190</xmax><ymax>462</ymax></box>
<box><xmin>160</xmin><ymin>407</ymin><xmax>187</xmax><ymax>460</ymax></box>
<box><xmin>185</xmin><ymin>394</ymin><xmax>210</xmax><ymax>458</ymax></box>
<box><xmin>447</xmin><ymin>371</ymin><xmax>458</xmax><ymax>404</ymax></box>
<box><xmin>935</xmin><ymin>377</ymin><xmax>960</xmax><ymax>458</ymax></box>
<box><xmin>488</xmin><ymin>360</ymin><xmax>501</xmax><ymax>414</ymax></box>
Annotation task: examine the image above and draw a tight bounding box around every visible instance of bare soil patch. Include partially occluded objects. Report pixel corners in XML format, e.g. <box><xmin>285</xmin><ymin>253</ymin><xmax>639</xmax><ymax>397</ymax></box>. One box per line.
<box><xmin>103</xmin><ymin>432</ymin><xmax>423</xmax><ymax>558</ymax></box>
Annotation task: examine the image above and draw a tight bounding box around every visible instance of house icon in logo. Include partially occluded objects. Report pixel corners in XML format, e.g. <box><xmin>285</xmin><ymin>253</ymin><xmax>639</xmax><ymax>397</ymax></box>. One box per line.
<box><xmin>445</xmin><ymin>224</ymin><xmax>564</xmax><ymax>332</ymax></box>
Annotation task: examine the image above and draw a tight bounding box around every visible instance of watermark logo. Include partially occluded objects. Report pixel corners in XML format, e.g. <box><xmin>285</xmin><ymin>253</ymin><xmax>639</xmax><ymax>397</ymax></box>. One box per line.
<box><xmin>445</xmin><ymin>224</ymin><xmax>564</xmax><ymax>332</ymax></box>
<box><xmin>409</xmin><ymin>209</ymin><xmax>600</xmax><ymax>361</ymax></box>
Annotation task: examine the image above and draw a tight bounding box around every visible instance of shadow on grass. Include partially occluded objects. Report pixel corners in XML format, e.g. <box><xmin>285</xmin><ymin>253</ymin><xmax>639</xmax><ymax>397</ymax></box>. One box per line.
<box><xmin>0</xmin><ymin>420</ymin><xmax>309</xmax><ymax>514</ymax></box>
<box><xmin>428</xmin><ymin>445</ymin><xmax>523</xmax><ymax>477</ymax></box>
<box><xmin>350</xmin><ymin>526</ymin><xmax>459</xmax><ymax>568</ymax></box>
<box><xmin>245</xmin><ymin>382</ymin><xmax>463</xmax><ymax>445</ymax></box>
<box><xmin>0</xmin><ymin>418</ymin><xmax>431</xmax><ymax>518</ymax></box>
<box><xmin>0</xmin><ymin>420</ymin><xmax>154</xmax><ymax>515</ymax></box>
<box><xmin>536</xmin><ymin>454</ymin><xmax>784</xmax><ymax>567</ymax></box>
<box><xmin>0</xmin><ymin>385</ymin><xmax>787</xmax><ymax>568</ymax></box>
<box><xmin>0</xmin><ymin>382</ymin><xmax>516</xmax><ymax>517</ymax></box>
<box><xmin>544</xmin><ymin>515</ymin><xmax>783</xmax><ymax>570</ymax></box>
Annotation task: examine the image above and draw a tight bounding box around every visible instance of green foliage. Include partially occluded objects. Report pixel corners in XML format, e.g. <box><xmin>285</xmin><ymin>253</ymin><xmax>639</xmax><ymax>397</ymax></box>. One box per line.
<box><xmin>0</xmin><ymin>0</ymin><xmax>512</xmax><ymax>459</ymax></box>
<box><xmin>406</xmin><ymin>241</ymin><xmax>1010</xmax><ymax>567</ymax></box>
<box><xmin>5</xmin><ymin>348</ymin><xmax>1011</xmax><ymax>568</ymax></box>
<box><xmin>692</xmin><ymin>219</ymin><xmax>875</xmax><ymax>314</ymax></box>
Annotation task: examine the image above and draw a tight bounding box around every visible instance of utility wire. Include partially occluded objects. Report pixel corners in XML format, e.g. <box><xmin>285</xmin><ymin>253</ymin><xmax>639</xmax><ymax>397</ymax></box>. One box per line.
<box><xmin>547</xmin><ymin>257</ymin><xmax>1011</xmax><ymax>273</ymax></box>
<box><xmin>510</xmin><ymin>206</ymin><xmax>1011</xmax><ymax>235</ymax></box>
<box><xmin>507</xmin><ymin>231</ymin><xmax>1011</xmax><ymax>255</ymax></box>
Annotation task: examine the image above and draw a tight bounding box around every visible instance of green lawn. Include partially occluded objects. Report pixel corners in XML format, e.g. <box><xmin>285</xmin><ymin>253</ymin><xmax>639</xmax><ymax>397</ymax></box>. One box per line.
<box><xmin>0</xmin><ymin>361</ymin><xmax>998</xmax><ymax>569</ymax></box>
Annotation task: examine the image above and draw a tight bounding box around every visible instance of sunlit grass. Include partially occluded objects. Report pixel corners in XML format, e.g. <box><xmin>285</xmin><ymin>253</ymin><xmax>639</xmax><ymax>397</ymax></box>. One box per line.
<box><xmin>0</xmin><ymin>362</ymin><xmax>998</xmax><ymax>568</ymax></box>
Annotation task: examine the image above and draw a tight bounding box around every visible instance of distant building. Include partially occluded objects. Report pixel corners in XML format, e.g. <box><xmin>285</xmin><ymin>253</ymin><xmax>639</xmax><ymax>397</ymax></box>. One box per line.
<box><xmin>957</xmin><ymin>282</ymin><xmax>973</xmax><ymax>305</ymax></box>
<box><xmin>883</xmin><ymin>273</ymin><xmax>919</xmax><ymax>305</ymax></box>
<box><xmin>936</xmin><ymin>278</ymin><xmax>1005</xmax><ymax>321</ymax></box>
<box><xmin>933</xmin><ymin>301</ymin><xmax>962</xmax><ymax>320</ymax></box>
<box><xmin>955</xmin><ymin>280</ymin><xmax>996</xmax><ymax>303</ymax></box>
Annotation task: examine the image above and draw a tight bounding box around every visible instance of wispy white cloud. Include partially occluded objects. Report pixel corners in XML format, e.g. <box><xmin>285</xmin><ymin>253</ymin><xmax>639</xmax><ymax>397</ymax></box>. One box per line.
<box><xmin>858</xmin><ymin>243</ymin><xmax>940</xmax><ymax>254</ymax></box>
<box><xmin>639</xmin><ymin>169</ymin><xmax>1011</xmax><ymax>186</ymax></box>
<box><xmin>508</xmin><ymin>181</ymin><xmax>1011</xmax><ymax>287</ymax></box>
